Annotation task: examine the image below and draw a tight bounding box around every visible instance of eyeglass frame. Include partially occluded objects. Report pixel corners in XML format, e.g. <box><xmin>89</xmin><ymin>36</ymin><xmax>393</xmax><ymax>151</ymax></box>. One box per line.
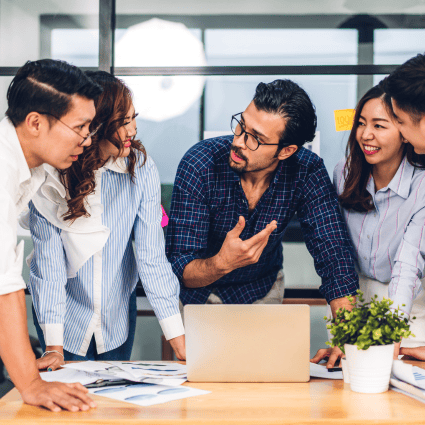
<box><xmin>230</xmin><ymin>113</ymin><xmax>281</xmax><ymax>151</ymax></box>
<box><xmin>37</xmin><ymin>112</ymin><xmax>103</xmax><ymax>147</ymax></box>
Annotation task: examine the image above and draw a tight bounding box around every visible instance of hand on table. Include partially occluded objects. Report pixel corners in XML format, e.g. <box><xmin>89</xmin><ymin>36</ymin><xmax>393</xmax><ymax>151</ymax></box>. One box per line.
<box><xmin>36</xmin><ymin>352</ymin><xmax>65</xmax><ymax>371</ymax></box>
<box><xmin>310</xmin><ymin>346</ymin><xmax>344</xmax><ymax>368</ymax></box>
<box><xmin>217</xmin><ymin>216</ymin><xmax>277</xmax><ymax>272</ymax></box>
<box><xmin>20</xmin><ymin>378</ymin><xmax>96</xmax><ymax>412</ymax></box>
<box><xmin>169</xmin><ymin>334</ymin><xmax>186</xmax><ymax>360</ymax></box>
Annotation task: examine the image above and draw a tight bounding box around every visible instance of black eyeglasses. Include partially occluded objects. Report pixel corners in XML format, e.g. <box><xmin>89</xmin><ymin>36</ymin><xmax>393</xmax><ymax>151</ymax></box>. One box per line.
<box><xmin>38</xmin><ymin>112</ymin><xmax>103</xmax><ymax>147</ymax></box>
<box><xmin>230</xmin><ymin>113</ymin><xmax>280</xmax><ymax>151</ymax></box>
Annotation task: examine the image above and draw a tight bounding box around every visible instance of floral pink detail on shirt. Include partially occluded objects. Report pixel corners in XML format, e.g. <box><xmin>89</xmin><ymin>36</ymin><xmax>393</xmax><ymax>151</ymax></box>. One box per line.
<box><xmin>161</xmin><ymin>205</ymin><xmax>169</xmax><ymax>227</ymax></box>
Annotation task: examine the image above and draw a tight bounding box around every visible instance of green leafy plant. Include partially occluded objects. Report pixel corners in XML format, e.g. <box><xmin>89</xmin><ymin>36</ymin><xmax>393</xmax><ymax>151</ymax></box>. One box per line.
<box><xmin>325</xmin><ymin>290</ymin><xmax>415</xmax><ymax>353</ymax></box>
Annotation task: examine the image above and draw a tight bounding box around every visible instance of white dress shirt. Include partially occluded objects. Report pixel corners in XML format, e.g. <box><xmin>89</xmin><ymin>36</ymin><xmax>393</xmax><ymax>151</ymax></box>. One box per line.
<box><xmin>28</xmin><ymin>155</ymin><xmax>184</xmax><ymax>355</ymax></box>
<box><xmin>0</xmin><ymin>117</ymin><xmax>45</xmax><ymax>295</ymax></box>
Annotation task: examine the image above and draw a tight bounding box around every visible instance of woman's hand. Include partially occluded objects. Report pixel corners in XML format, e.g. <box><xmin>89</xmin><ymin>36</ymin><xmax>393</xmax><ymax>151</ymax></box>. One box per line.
<box><xmin>36</xmin><ymin>352</ymin><xmax>65</xmax><ymax>371</ymax></box>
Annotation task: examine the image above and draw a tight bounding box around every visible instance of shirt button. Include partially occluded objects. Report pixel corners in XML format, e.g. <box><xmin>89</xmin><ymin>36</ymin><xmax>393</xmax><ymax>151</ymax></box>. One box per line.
<box><xmin>95</xmin><ymin>309</ymin><xmax>100</xmax><ymax>315</ymax></box>
<box><xmin>364</xmin><ymin>257</ymin><xmax>367</xmax><ymax>260</ymax></box>
<box><xmin>367</xmin><ymin>235</ymin><xmax>370</xmax><ymax>239</ymax></box>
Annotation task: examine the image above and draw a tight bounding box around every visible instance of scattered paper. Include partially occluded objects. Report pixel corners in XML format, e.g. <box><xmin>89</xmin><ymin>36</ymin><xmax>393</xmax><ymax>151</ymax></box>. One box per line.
<box><xmin>63</xmin><ymin>361</ymin><xmax>187</xmax><ymax>384</ymax></box>
<box><xmin>89</xmin><ymin>382</ymin><xmax>209</xmax><ymax>406</ymax></box>
<box><xmin>310</xmin><ymin>363</ymin><xmax>343</xmax><ymax>380</ymax></box>
<box><xmin>40</xmin><ymin>368</ymin><xmax>109</xmax><ymax>385</ymax></box>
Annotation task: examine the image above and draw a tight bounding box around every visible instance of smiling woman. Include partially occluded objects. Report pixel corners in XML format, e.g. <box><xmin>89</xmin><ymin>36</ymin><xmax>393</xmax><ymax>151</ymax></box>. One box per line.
<box><xmin>329</xmin><ymin>83</ymin><xmax>425</xmax><ymax>352</ymax></box>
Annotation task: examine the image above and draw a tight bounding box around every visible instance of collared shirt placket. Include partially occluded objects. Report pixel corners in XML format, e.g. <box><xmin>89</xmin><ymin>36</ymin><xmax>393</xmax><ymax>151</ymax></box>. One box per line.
<box><xmin>77</xmin><ymin>168</ymin><xmax>105</xmax><ymax>356</ymax></box>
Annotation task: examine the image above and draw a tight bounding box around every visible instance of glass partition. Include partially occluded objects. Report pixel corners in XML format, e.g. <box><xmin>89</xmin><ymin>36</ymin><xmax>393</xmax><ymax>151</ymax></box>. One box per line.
<box><xmin>0</xmin><ymin>0</ymin><xmax>99</xmax><ymax>67</ymax></box>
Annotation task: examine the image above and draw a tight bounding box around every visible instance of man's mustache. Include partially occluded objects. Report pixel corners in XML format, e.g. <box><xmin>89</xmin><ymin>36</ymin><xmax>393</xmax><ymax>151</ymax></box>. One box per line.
<box><xmin>231</xmin><ymin>147</ymin><xmax>247</xmax><ymax>162</ymax></box>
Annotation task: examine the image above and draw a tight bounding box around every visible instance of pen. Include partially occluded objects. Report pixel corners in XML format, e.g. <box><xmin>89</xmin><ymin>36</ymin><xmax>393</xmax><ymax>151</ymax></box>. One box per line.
<box><xmin>327</xmin><ymin>367</ymin><xmax>342</xmax><ymax>372</ymax></box>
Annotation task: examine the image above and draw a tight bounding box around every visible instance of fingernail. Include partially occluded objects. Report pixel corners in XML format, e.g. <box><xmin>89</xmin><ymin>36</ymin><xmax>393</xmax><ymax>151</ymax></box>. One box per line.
<box><xmin>90</xmin><ymin>402</ymin><xmax>97</xmax><ymax>408</ymax></box>
<box><xmin>72</xmin><ymin>406</ymin><xmax>78</xmax><ymax>412</ymax></box>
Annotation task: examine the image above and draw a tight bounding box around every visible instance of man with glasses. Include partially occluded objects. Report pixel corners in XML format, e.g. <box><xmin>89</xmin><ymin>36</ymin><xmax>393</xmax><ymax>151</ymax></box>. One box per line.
<box><xmin>0</xmin><ymin>59</ymin><xmax>101</xmax><ymax>412</ymax></box>
<box><xmin>166</xmin><ymin>80</ymin><xmax>358</xmax><ymax>345</ymax></box>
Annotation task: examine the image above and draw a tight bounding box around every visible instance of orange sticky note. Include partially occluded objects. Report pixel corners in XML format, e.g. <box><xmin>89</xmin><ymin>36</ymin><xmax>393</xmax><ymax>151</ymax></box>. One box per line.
<box><xmin>334</xmin><ymin>109</ymin><xmax>355</xmax><ymax>132</ymax></box>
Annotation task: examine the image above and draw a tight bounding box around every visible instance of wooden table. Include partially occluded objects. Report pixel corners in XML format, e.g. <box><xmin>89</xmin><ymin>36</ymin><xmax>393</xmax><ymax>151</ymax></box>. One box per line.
<box><xmin>1</xmin><ymin>361</ymin><xmax>425</xmax><ymax>424</ymax></box>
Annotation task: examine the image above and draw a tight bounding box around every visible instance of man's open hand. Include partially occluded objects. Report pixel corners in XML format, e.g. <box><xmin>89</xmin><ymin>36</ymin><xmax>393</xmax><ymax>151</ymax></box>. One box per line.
<box><xmin>217</xmin><ymin>216</ymin><xmax>277</xmax><ymax>273</ymax></box>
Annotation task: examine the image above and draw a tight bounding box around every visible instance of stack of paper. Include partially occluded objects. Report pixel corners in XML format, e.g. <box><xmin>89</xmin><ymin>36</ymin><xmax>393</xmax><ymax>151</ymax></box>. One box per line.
<box><xmin>40</xmin><ymin>361</ymin><xmax>209</xmax><ymax>406</ymax></box>
<box><xmin>390</xmin><ymin>360</ymin><xmax>425</xmax><ymax>403</ymax></box>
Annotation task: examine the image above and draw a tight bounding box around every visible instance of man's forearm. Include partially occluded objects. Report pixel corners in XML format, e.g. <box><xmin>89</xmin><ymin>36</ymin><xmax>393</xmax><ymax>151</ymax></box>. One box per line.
<box><xmin>181</xmin><ymin>255</ymin><xmax>230</xmax><ymax>288</ymax></box>
<box><xmin>0</xmin><ymin>290</ymin><xmax>41</xmax><ymax>392</ymax></box>
<box><xmin>329</xmin><ymin>295</ymin><xmax>356</xmax><ymax>318</ymax></box>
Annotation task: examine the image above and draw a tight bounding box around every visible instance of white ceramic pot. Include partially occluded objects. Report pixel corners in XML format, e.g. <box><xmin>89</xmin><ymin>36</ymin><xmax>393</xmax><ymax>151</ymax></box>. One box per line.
<box><xmin>344</xmin><ymin>343</ymin><xmax>394</xmax><ymax>394</ymax></box>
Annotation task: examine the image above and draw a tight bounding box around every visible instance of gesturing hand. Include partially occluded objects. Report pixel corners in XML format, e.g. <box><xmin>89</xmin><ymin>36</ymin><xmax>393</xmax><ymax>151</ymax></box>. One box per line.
<box><xmin>217</xmin><ymin>216</ymin><xmax>277</xmax><ymax>273</ymax></box>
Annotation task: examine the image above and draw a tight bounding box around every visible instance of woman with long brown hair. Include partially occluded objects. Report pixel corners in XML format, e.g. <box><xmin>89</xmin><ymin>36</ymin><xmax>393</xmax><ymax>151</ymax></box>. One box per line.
<box><xmin>26</xmin><ymin>71</ymin><xmax>185</xmax><ymax>368</ymax></box>
<box><xmin>312</xmin><ymin>84</ymin><xmax>425</xmax><ymax>365</ymax></box>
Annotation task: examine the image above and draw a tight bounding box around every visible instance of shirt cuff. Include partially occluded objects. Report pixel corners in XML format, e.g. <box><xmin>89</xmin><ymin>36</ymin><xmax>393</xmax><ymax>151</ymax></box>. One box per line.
<box><xmin>39</xmin><ymin>323</ymin><xmax>64</xmax><ymax>347</ymax></box>
<box><xmin>159</xmin><ymin>313</ymin><xmax>185</xmax><ymax>340</ymax></box>
<box><xmin>319</xmin><ymin>275</ymin><xmax>359</xmax><ymax>304</ymax></box>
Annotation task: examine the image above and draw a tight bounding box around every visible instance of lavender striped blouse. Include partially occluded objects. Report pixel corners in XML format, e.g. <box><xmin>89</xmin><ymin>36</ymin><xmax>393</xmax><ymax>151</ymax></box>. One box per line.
<box><xmin>334</xmin><ymin>156</ymin><xmax>425</xmax><ymax>316</ymax></box>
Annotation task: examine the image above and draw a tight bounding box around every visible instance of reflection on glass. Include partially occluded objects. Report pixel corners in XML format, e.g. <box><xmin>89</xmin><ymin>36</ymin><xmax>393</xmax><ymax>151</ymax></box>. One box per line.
<box><xmin>117</xmin><ymin>76</ymin><xmax>200</xmax><ymax>185</ymax></box>
<box><xmin>205</xmin><ymin>29</ymin><xmax>358</xmax><ymax>66</ymax></box>
<box><xmin>0</xmin><ymin>0</ymin><xmax>99</xmax><ymax>66</ymax></box>
<box><xmin>51</xmin><ymin>29</ymin><xmax>98</xmax><ymax>66</ymax></box>
<box><xmin>374</xmin><ymin>29</ymin><xmax>425</xmax><ymax>65</ymax></box>
<box><xmin>116</xmin><ymin>19</ymin><xmax>205</xmax><ymax>122</ymax></box>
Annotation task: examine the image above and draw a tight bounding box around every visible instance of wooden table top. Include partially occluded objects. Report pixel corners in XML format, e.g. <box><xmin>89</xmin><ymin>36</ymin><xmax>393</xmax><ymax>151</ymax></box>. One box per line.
<box><xmin>1</xmin><ymin>361</ymin><xmax>425</xmax><ymax>424</ymax></box>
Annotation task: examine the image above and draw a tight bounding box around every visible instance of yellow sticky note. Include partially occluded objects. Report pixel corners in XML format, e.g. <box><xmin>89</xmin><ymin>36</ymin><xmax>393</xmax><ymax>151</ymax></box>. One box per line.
<box><xmin>334</xmin><ymin>109</ymin><xmax>355</xmax><ymax>132</ymax></box>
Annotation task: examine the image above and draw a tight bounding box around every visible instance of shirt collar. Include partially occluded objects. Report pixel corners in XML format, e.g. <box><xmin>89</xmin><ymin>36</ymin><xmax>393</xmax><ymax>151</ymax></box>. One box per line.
<box><xmin>0</xmin><ymin>117</ymin><xmax>31</xmax><ymax>184</ymax></box>
<box><xmin>102</xmin><ymin>156</ymin><xmax>128</xmax><ymax>174</ymax></box>
<box><xmin>387</xmin><ymin>155</ymin><xmax>414</xmax><ymax>199</ymax></box>
<box><xmin>367</xmin><ymin>155</ymin><xmax>414</xmax><ymax>199</ymax></box>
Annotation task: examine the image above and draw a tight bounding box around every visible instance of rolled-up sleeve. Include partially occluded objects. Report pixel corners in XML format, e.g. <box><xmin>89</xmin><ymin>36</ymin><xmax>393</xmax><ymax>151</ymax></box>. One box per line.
<box><xmin>133</xmin><ymin>159</ymin><xmax>184</xmax><ymax>340</ymax></box>
<box><xmin>297</xmin><ymin>159</ymin><xmax>359</xmax><ymax>303</ymax></box>
<box><xmin>28</xmin><ymin>201</ymin><xmax>67</xmax><ymax>346</ymax></box>
<box><xmin>389</xmin><ymin>206</ymin><xmax>425</xmax><ymax>316</ymax></box>
<box><xmin>165</xmin><ymin>160</ymin><xmax>210</xmax><ymax>282</ymax></box>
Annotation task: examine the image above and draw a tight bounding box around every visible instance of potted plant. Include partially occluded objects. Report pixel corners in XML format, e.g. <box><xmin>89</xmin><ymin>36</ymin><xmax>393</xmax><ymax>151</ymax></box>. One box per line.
<box><xmin>326</xmin><ymin>290</ymin><xmax>414</xmax><ymax>394</ymax></box>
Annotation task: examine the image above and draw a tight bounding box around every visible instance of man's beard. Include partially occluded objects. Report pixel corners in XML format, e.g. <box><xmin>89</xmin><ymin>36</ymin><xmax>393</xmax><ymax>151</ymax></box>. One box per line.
<box><xmin>228</xmin><ymin>147</ymin><xmax>248</xmax><ymax>174</ymax></box>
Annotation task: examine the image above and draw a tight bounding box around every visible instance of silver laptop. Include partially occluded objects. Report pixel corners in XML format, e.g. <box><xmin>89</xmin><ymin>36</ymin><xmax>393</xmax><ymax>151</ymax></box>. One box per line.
<box><xmin>185</xmin><ymin>304</ymin><xmax>310</xmax><ymax>382</ymax></box>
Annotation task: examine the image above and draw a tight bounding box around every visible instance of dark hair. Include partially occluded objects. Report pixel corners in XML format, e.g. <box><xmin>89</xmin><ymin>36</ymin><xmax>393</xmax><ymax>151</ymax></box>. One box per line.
<box><xmin>6</xmin><ymin>59</ymin><xmax>102</xmax><ymax>126</ymax></box>
<box><xmin>253</xmin><ymin>79</ymin><xmax>317</xmax><ymax>150</ymax></box>
<box><xmin>383</xmin><ymin>53</ymin><xmax>425</xmax><ymax>124</ymax></box>
<box><xmin>339</xmin><ymin>84</ymin><xmax>424</xmax><ymax>212</ymax></box>
<box><xmin>61</xmin><ymin>71</ymin><xmax>146</xmax><ymax>222</ymax></box>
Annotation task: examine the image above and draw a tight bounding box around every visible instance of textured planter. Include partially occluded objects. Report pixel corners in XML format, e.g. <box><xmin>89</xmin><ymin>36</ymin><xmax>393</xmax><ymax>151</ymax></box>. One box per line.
<box><xmin>344</xmin><ymin>343</ymin><xmax>394</xmax><ymax>393</ymax></box>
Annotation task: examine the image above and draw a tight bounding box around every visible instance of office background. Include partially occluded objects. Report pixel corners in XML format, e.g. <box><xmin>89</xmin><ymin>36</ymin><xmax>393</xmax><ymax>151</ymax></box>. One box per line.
<box><xmin>2</xmin><ymin>0</ymin><xmax>425</xmax><ymax>361</ymax></box>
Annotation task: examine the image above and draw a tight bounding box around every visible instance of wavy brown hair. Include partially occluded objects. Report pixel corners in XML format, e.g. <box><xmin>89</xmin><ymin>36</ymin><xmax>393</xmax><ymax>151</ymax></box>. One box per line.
<box><xmin>339</xmin><ymin>84</ymin><xmax>424</xmax><ymax>212</ymax></box>
<box><xmin>61</xmin><ymin>71</ymin><xmax>146</xmax><ymax>221</ymax></box>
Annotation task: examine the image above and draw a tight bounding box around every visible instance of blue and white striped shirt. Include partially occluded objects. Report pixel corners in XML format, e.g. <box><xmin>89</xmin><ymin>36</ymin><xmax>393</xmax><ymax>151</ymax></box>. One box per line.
<box><xmin>334</xmin><ymin>156</ymin><xmax>425</xmax><ymax>316</ymax></box>
<box><xmin>28</xmin><ymin>155</ymin><xmax>184</xmax><ymax>356</ymax></box>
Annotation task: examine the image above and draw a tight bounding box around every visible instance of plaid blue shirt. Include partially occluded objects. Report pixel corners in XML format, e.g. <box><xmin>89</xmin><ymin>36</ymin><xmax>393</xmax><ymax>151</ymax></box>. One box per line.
<box><xmin>166</xmin><ymin>136</ymin><xmax>359</xmax><ymax>305</ymax></box>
